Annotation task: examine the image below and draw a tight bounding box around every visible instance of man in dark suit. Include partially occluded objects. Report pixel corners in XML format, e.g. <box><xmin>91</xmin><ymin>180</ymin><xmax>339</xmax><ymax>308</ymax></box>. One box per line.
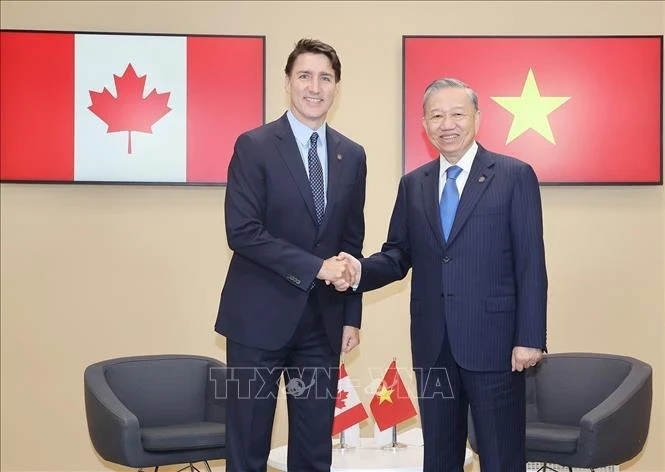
<box><xmin>338</xmin><ymin>78</ymin><xmax>547</xmax><ymax>471</ymax></box>
<box><xmin>214</xmin><ymin>39</ymin><xmax>367</xmax><ymax>472</ymax></box>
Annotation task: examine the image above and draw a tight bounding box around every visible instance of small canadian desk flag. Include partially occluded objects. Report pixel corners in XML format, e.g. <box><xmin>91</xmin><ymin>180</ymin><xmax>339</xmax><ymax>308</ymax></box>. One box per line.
<box><xmin>332</xmin><ymin>363</ymin><xmax>368</xmax><ymax>436</ymax></box>
<box><xmin>369</xmin><ymin>359</ymin><xmax>417</xmax><ymax>431</ymax></box>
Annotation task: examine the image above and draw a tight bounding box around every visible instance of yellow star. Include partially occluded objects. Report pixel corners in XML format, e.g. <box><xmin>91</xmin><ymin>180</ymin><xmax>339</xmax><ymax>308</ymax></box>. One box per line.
<box><xmin>376</xmin><ymin>383</ymin><xmax>394</xmax><ymax>404</ymax></box>
<box><xmin>491</xmin><ymin>68</ymin><xmax>570</xmax><ymax>144</ymax></box>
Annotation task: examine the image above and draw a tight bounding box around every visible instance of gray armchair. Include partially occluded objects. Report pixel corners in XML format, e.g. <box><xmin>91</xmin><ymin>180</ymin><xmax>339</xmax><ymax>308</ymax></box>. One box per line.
<box><xmin>468</xmin><ymin>352</ymin><xmax>652</xmax><ymax>471</ymax></box>
<box><xmin>84</xmin><ymin>354</ymin><xmax>227</xmax><ymax>471</ymax></box>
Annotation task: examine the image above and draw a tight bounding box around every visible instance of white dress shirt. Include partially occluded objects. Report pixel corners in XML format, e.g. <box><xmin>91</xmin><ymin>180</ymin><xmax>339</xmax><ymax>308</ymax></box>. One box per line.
<box><xmin>438</xmin><ymin>141</ymin><xmax>478</xmax><ymax>201</ymax></box>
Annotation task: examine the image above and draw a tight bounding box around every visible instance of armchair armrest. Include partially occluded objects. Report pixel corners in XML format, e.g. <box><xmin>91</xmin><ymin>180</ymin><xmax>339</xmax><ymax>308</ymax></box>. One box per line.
<box><xmin>84</xmin><ymin>365</ymin><xmax>145</xmax><ymax>467</ymax></box>
<box><xmin>578</xmin><ymin>362</ymin><xmax>652</xmax><ymax>465</ymax></box>
<box><xmin>205</xmin><ymin>360</ymin><xmax>228</xmax><ymax>423</ymax></box>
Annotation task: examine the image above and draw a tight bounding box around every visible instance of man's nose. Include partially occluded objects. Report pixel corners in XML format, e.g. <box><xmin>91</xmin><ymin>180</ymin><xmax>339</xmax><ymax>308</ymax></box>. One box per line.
<box><xmin>441</xmin><ymin>114</ymin><xmax>456</xmax><ymax>128</ymax></box>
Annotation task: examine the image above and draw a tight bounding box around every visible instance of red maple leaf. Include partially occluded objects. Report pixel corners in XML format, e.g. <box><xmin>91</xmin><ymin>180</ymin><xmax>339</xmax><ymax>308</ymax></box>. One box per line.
<box><xmin>336</xmin><ymin>389</ymin><xmax>349</xmax><ymax>409</ymax></box>
<box><xmin>88</xmin><ymin>63</ymin><xmax>171</xmax><ymax>154</ymax></box>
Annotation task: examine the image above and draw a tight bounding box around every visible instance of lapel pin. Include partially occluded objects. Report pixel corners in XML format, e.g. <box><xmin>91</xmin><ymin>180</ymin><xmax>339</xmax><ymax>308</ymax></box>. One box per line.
<box><xmin>478</xmin><ymin>175</ymin><xmax>486</xmax><ymax>183</ymax></box>
<box><xmin>337</xmin><ymin>154</ymin><xmax>343</xmax><ymax>161</ymax></box>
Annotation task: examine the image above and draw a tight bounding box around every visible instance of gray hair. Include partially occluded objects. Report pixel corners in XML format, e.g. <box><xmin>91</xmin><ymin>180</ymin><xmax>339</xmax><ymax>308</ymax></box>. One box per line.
<box><xmin>423</xmin><ymin>78</ymin><xmax>478</xmax><ymax>113</ymax></box>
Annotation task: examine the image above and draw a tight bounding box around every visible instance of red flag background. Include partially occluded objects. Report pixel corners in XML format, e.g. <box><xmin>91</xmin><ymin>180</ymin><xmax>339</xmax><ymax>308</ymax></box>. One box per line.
<box><xmin>403</xmin><ymin>36</ymin><xmax>662</xmax><ymax>184</ymax></box>
<box><xmin>369</xmin><ymin>360</ymin><xmax>417</xmax><ymax>431</ymax></box>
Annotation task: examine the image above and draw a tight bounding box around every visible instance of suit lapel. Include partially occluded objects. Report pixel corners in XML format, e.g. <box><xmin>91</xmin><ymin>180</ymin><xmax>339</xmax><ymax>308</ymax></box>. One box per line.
<box><xmin>421</xmin><ymin>160</ymin><xmax>446</xmax><ymax>251</ymax></box>
<box><xmin>446</xmin><ymin>145</ymin><xmax>495</xmax><ymax>245</ymax></box>
<box><xmin>274</xmin><ymin>114</ymin><xmax>318</xmax><ymax>225</ymax></box>
<box><xmin>318</xmin><ymin>127</ymin><xmax>342</xmax><ymax>234</ymax></box>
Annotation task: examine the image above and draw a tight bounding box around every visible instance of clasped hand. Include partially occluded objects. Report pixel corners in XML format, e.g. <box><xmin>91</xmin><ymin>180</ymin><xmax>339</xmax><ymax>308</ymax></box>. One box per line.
<box><xmin>316</xmin><ymin>252</ymin><xmax>361</xmax><ymax>291</ymax></box>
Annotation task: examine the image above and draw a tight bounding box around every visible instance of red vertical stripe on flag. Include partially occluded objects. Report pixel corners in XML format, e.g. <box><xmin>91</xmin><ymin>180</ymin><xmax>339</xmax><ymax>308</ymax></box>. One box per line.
<box><xmin>1</xmin><ymin>32</ymin><xmax>74</xmax><ymax>181</ymax></box>
<box><xmin>187</xmin><ymin>37</ymin><xmax>264</xmax><ymax>183</ymax></box>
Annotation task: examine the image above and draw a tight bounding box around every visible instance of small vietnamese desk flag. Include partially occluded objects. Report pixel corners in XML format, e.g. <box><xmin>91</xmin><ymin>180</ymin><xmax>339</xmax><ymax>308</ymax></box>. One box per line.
<box><xmin>0</xmin><ymin>31</ymin><xmax>264</xmax><ymax>183</ymax></box>
<box><xmin>403</xmin><ymin>36</ymin><xmax>662</xmax><ymax>184</ymax></box>
<box><xmin>369</xmin><ymin>360</ymin><xmax>417</xmax><ymax>431</ymax></box>
<box><xmin>332</xmin><ymin>363</ymin><xmax>369</xmax><ymax>436</ymax></box>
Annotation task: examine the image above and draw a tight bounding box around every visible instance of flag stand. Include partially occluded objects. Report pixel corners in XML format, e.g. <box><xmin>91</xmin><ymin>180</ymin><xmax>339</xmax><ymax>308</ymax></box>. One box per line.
<box><xmin>381</xmin><ymin>425</ymin><xmax>408</xmax><ymax>451</ymax></box>
<box><xmin>333</xmin><ymin>430</ymin><xmax>355</xmax><ymax>452</ymax></box>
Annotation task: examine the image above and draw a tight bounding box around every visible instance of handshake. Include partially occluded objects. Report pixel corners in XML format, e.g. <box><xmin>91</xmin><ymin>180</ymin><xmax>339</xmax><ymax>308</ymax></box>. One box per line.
<box><xmin>316</xmin><ymin>252</ymin><xmax>361</xmax><ymax>291</ymax></box>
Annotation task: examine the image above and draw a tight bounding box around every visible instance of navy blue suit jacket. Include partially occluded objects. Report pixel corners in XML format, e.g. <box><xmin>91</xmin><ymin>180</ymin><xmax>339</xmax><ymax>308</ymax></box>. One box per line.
<box><xmin>359</xmin><ymin>145</ymin><xmax>547</xmax><ymax>370</ymax></box>
<box><xmin>215</xmin><ymin>113</ymin><xmax>366</xmax><ymax>353</ymax></box>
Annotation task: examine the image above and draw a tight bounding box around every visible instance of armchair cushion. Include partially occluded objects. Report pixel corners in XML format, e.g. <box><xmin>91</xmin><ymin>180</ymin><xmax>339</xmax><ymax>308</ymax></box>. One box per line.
<box><xmin>527</xmin><ymin>422</ymin><xmax>579</xmax><ymax>453</ymax></box>
<box><xmin>141</xmin><ymin>421</ymin><xmax>225</xmax><ymax>452</ymax></box>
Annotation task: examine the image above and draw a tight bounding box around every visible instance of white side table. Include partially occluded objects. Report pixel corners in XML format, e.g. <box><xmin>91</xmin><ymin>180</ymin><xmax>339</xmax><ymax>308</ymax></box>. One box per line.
<box><xmin>267</xmin><ymin>428</ymin><xmax>473</xmax><ymax>471</ymax></box>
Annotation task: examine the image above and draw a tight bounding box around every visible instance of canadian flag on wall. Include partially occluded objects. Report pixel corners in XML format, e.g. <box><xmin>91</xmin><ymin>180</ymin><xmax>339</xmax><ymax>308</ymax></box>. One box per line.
<box><xmin>332</xmin><ymin>363</ymin><xmax>369</xmax><ymax>436</ymax></box>
<box><xmin>0</xmin><ymin>31</ymin><xmax>264</xmax><ymax>183</ymax></box>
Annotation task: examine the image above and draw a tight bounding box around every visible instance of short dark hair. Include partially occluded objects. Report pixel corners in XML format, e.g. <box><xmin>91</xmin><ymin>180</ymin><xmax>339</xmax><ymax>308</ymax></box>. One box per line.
<box><xmin>284</xmin><ymin>38</ymin><xmax>341</xmax><ymax>82</ymax></box>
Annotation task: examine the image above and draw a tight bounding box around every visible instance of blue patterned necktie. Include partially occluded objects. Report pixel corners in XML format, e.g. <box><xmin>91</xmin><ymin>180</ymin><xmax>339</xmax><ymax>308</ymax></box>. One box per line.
<box><xmin>440</xmin><ymin>165</ymin><xmax>463</xmax><ymax>241</ymax></box>
<box><xmin>308</xmin><ymin>132</ymin><xmax>325</xmax><ymax>225</ymax></box>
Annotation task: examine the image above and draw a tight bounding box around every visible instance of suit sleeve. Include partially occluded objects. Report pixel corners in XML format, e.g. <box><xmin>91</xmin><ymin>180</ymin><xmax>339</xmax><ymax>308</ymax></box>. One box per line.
<box><xmin>510</xmin><ymin>164</ymin><xmax>548</xmax><ymax>350</ymax></box>
<box><xmin>340</xmin><ymin>151</ymin><xmax>367</xmax><ymax>327</ymax></box>
<box><xmin>225</xmin><ymin>133</ymin><xmax>323</xmax><ymax>291</ymax></box>
<box><xmin>358</xmin><ymin>177</ymin><xmax>413</xmax><ymax>292</ymax></box>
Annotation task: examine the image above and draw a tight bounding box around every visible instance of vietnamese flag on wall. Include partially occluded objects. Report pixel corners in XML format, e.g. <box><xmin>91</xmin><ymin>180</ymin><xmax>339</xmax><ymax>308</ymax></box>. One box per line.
<box><xmin>0</xmin><ymin>30</ymin><xmax>264</xmax><ymax>184</ymax></box>
<box><xmin>369</xmin><ymin>360</ymin><xmax>417</xmax><ymax>431</ymax></box>
<box><xmin>403</xmin><ymin>36</ymin><xmax>662</xmax><ymax>184</ymax></box>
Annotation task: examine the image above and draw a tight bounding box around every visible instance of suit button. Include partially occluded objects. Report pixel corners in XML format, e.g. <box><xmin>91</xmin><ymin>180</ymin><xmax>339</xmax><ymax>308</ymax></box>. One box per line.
<box><xmin>443</xmin><ymin>256</ymin><xmax>451</xmax><ymax>263</ymax></box>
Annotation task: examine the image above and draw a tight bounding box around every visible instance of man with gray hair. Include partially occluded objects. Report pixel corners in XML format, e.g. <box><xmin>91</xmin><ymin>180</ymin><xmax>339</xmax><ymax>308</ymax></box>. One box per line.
<box><xmin>337</xmin><ymin>78</ymin><xmax>547</xmax><ymax>471</ymax></box>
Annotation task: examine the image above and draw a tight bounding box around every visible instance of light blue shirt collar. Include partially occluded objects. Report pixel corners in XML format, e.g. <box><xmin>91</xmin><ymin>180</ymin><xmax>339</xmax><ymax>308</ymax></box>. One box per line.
<box><xmin>285</xmin><ymin>109</ymin><xmax>329</xmax><ymax>205</ymax></box>
<box><xmin>286</xmin><ymin>109</ymin><xmax>327</xmax><ymax>150</ymax></box>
